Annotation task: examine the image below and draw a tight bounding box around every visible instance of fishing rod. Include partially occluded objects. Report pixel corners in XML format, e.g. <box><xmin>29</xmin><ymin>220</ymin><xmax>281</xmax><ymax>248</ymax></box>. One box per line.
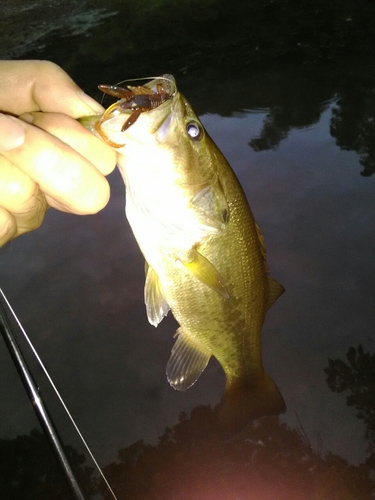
<box><xmin>0</xmin><ymin>291</ymin><xmax>85</xmax><ymax>500</ymax></box>
<box><xmin>0</xmin><ymin>289</ymin><xmax>118</xmax><ymax>499</ymax></box>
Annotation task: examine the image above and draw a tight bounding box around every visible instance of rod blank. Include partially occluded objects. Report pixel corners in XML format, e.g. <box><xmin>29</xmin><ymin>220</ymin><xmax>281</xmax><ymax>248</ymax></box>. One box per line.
<box><xmin>0</xmin><ymin>297</ymin><xmax>85</xmax><ymax>500</ymax></box>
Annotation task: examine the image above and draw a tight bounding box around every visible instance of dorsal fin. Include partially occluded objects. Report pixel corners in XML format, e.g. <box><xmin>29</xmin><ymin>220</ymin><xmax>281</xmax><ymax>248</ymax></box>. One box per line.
<box><xmin>255</xmin><ymin>222</ymin><xmax>270</xmax><ymax>272</ymax></box>
<box><xmin>266</xmin><ymin>276</ymin><xmax>285</xmax><ymax>310</ymax></box>
<box><xmin>255</xmin><ymin>222</ymin><xmax>285</xmax><ymax>308</ymax></box>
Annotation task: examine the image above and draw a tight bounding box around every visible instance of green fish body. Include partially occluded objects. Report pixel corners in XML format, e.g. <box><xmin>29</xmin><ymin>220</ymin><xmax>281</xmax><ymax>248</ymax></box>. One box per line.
<box><xmin>85</xmin><ymin>75</ymin><xmax>286</xmax><ymax>432</ymax></box>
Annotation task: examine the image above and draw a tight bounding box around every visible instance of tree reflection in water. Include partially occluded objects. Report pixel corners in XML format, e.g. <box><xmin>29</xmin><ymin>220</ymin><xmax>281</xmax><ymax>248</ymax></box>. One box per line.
<box><xmin>330</xmin><ymin>86</ymin><xmax>375</xmax><ymax>177</ymax></box>
<box><xmin>326</xmin><ymin>345</ymin><xmax>375</xmax><ymax>477</ymax></box>
<box><xmin>248</xmin><ymin>75</ymin><xmax>375</xmax><ymax>177</ymax></box>
<box><xmin>97</xmin><ymin>404</ymin><xmax>373</xmax><ymax>499</ymax></box>
<box><xmin>2</xmin><ymin>392</ymin><xmax>374</xmax><ymax>499</ymax></box>
<box><xmin>0</xmin><ymin>429</ymin><xmax>95</xmax><ymax>499</ymax></box>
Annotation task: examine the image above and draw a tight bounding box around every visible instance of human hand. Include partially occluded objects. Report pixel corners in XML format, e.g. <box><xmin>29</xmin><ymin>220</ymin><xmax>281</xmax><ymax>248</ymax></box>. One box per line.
<box><xmin>0</xmin><ymin>60</ymin><xmax>117</xmax><ymax>246</ymax></box>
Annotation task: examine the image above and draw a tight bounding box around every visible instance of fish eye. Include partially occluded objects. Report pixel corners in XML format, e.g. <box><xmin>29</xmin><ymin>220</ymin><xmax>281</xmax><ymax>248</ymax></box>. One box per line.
<box><xmin>186</xmin><ymin>121</ymin><xmax>203</xmax><ymax>141</ymax></box>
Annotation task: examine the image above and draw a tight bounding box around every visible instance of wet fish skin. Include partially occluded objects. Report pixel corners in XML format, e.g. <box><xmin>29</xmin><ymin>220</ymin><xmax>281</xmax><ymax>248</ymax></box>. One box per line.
<box><xmin>87</xmin><ymin>75</ymin><xmax>286</xmax><ymax>433</ymax></box>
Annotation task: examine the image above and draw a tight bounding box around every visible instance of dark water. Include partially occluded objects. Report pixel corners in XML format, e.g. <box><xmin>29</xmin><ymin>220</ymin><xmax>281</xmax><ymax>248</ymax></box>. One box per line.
<box><xmin>1</xmin><ymin>1</ymin><xmax>375</xmax><ymax>498</ymax></box>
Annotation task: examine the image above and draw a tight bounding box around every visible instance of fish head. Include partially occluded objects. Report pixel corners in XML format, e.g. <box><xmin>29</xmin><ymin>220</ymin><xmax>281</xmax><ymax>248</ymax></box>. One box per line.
<box><xmin>98</xmin><ymin>75</ymin><xmax>220</xmax><ymax>190</ymax></box>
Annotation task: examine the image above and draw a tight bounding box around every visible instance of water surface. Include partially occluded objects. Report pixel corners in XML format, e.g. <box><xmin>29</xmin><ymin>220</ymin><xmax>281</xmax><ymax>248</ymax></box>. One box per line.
<box><xmin>1</xmin><ymin>2</ymin><xmax>375</xmax><ymax>498</ymax></box>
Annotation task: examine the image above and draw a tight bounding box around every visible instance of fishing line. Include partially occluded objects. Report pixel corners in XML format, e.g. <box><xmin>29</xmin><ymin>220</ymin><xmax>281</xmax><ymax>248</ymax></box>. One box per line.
<box><xmin>99</xmin><ymin>74</ymin><xmax>176</xmax><ymax>105</ymax></box>
<box><xmin>112</xmin><ymin>74</ymin><xmax>176</xmax><ymax>88</ymax></box>
<box><xmin>0</xmin><ymin>289</ymin><xmax>118</xmax><ymax>500</ymax></box>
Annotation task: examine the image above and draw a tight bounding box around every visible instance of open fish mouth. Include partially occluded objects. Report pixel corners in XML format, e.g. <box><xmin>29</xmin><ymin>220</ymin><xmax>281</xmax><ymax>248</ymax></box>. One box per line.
<box><xmin>99</xmin><ymin>75</ymin><xmax>177</xmax><ymax>123</ymax></box>
<box><xmin>93</xmin><ymin>74</ymin><xmax>178</xmax><ymax>147</ymax></box>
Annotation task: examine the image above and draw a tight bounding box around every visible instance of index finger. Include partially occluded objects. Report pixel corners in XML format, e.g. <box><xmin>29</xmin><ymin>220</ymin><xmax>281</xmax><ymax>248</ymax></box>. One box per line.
<box><xmin>0</xmin><ymin>60</ymin><xmax>104</xmax><ymax>118</ymax></box>
<box><xmin>1</xmin><ymin>117</ymin><xmax>110</xmax><ymax>214</ymax></box>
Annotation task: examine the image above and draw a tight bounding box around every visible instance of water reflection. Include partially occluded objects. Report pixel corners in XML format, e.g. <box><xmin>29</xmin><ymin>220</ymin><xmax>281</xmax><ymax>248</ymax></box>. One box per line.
<box><xmin>2</xmin><ymin>84</ymin><xmax>374</xmax><ymax>496</ymax></box>
<box><xmin>98</xmin><ymin>404</ymin><xmax>374</xmax><ymax>499</ymax></box>
<box><xmin>0</xmin><ymin>429</ymin><xmax>95</xmax><ymax>499</ymax></box>
<box><xmin>1</xmin><ymin>72</ymin><xmax>375</xmax><ymax>495</ymax></box>
<box><xmin>331</xmin><ymin>87</ymin><xmax>375</xmax><ymax>176</ymax></box>
<box><xmin>2</xmin><ymin>395</ymin><xmax>375</xmax><ymax>499</ymax></box>
<box><xmin>326</xmin><ymin>345</ymin><xmax>375</xmax><ymax>452</ymax></box>
<box><xmin>247</xmin><ymin>73</ymin><xmax>375</xmax><ymax>177</ymax></box>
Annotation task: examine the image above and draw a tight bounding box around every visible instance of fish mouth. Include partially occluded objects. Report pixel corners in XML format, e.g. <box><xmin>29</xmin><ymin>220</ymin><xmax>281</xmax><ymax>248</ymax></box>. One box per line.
<box><xmin>143</xmin><ymin>74</ymin><xmax>180</xmax><ymax>137</ymax></box>
<box><xmin>98</xmin><ymin>74</ymin><xmax>179</xmax><ymax>139</ymax></box>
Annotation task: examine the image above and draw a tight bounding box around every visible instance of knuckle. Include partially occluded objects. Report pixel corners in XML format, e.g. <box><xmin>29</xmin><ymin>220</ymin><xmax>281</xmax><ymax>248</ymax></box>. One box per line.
<box><xmin>0</xmin><ymin>208</ymin><xmax>16</xmax><ymax>246</ymax></box>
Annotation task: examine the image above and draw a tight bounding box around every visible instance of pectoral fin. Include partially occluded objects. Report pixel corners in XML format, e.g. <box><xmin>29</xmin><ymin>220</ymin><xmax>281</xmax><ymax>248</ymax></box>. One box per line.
<box><xmin>167</xmin><ymin>327</ymin><xmax>211</xmax><ymax>391</ymax></box>
<box><xmin>180</xmin><ymin>248</ymin><xmax>229</xmax><ymax>299</ymax></box>
<box><xmin>144</xmin><ymin>264</ymin><xmax>170</xmax><ymax>327</ymax></box>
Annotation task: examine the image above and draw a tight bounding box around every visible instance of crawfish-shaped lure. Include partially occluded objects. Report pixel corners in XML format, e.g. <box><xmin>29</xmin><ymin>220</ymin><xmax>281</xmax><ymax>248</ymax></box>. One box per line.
<box><xmin>95</xmin><ymin>76</ymin><xmax>175</xmax><ymax>148</ymax></box>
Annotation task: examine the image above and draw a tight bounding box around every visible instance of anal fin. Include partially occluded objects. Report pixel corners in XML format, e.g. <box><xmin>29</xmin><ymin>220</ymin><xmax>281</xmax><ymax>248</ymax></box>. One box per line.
<box><xmin>166</xmin><ymin>327</ymin><xmax>211</xmax><ymax>391</ymax></box>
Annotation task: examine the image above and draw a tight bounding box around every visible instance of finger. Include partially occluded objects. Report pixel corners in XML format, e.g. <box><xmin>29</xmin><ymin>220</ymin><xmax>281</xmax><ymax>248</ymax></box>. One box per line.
<box><xmin>0</xmin><ymin>60</ymin><xmax>104</xmax><ymax>118</ymax></box>
<box><xmin>0</xmin><ymin>155</ymin><xmax>48</xmax><ymax>236</ymax></box>
<box><xmin>0</xmin><ymin>115</ymin><xmax>110</xmax><ymax>214</ymax></box>
<box><xmin>0</xmin><ymin>206</ymin><xmax>17</xmax><ymax>247</ymax></box>
<box><xmin>19</xmin><ymin>111</ymin><xmax>117</xmax><ymax>176</ymax></box>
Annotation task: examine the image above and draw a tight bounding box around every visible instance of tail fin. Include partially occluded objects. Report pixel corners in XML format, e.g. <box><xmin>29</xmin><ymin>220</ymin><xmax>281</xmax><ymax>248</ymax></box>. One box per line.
<box><xmin>218</xmin><ymin>371</ymin><xmax>286</xmax><ymax>436</ymax></box>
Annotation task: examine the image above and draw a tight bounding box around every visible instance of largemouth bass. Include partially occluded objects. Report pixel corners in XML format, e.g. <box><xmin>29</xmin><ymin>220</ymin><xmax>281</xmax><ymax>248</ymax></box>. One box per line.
<box><xmin>82</xmin><ymin>75</ymin><xmax>286</xmax><ymax>433</ymax></box>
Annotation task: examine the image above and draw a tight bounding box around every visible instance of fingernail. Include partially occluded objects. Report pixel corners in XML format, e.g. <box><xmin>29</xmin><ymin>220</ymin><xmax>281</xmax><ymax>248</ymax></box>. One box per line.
<box><xmin>0</xmin><ymin>114</ymin><xmax>26</xmax><ymax>151</ymax></box>
<box><xmin>78</xmin><ymin>91</ymin><xmax>105</xmax><ymax>114</ymax></box>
